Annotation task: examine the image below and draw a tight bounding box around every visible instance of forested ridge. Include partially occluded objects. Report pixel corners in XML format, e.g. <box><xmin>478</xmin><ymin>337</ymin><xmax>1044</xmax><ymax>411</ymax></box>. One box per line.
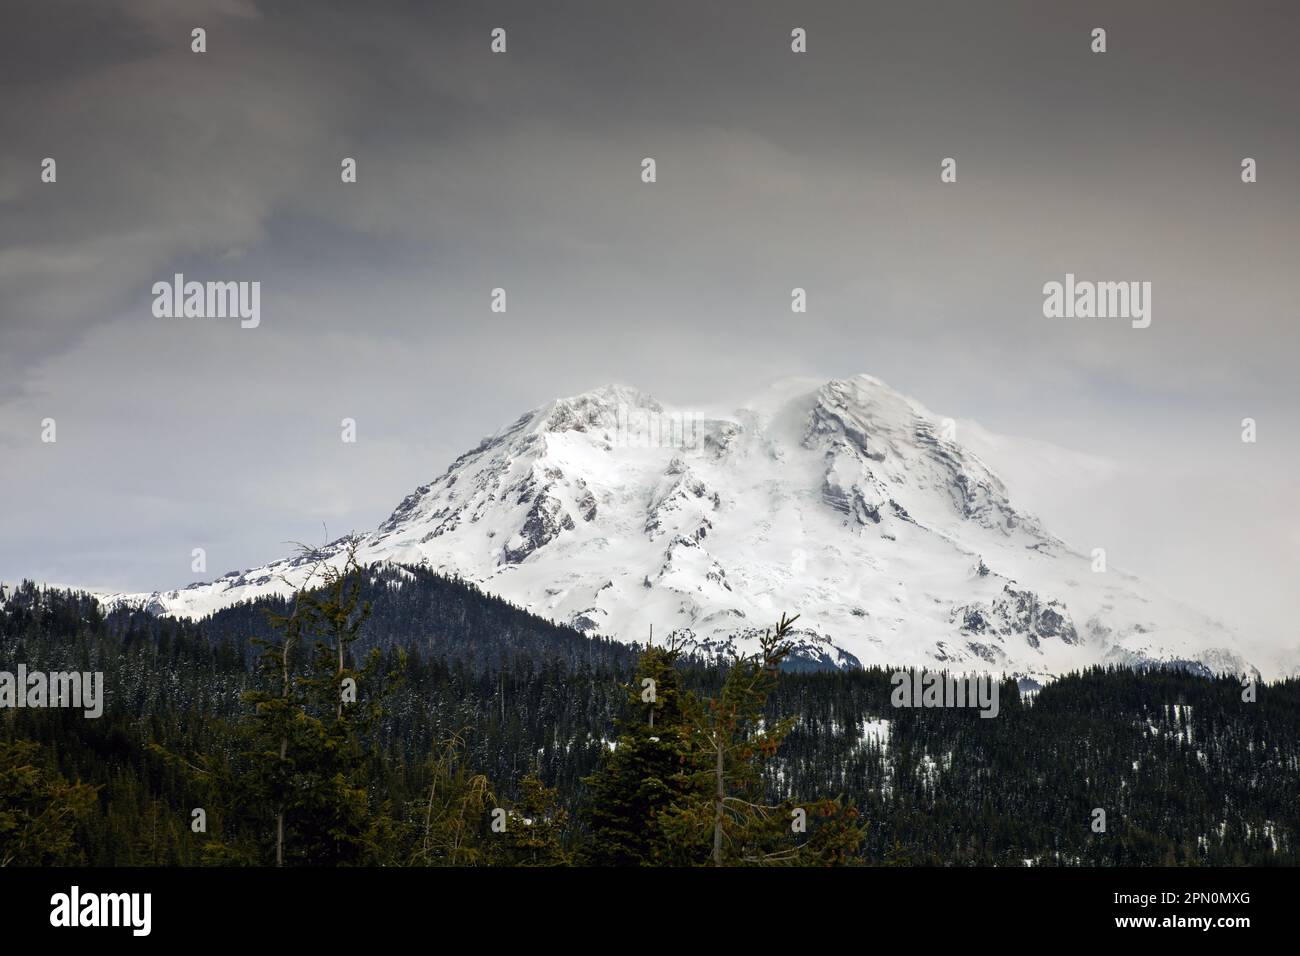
<box><xmin>1</xmin><ymin>565</ymin><xmax>1296</xmax><ymax>867</ymax></box>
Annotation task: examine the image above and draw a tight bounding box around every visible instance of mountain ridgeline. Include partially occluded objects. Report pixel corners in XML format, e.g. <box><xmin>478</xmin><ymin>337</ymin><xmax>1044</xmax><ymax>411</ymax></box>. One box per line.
<box><xmin>103</xmin><ymin>375</ymin><xmax>1273</xmax><ymax>683</ymax></box>
<box><xmin>2</xmin><ymin>570</ymin><xmax>1296</xmax><ymax>867</ymax></box>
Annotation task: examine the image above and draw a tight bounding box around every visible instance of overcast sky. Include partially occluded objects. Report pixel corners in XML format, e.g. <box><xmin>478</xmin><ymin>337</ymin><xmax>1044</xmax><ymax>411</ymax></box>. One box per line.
<box><xmin>1</xmin><ymin>1</ymin><xmax>1296</xmax><ymax>654</ymax></box>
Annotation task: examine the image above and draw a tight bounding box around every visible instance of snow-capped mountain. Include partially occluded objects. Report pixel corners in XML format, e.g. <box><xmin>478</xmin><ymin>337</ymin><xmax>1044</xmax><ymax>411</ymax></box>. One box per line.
<box><xmin>102</xmin><ymin>375</ymin><xmax>1262</xmax><ymax>681</ymax></box>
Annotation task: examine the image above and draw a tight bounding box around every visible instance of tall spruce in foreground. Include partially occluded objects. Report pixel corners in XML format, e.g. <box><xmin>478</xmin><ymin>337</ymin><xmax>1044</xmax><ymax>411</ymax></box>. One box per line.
<box><xmin>209</xmin><ymin>545</ymin><xmax>403</xmax><ymax>865</ymax></box>
<box><xmin>578</xmin><ymin>641</ymin><xmax>700</xmax><ymax>865</ymax></box>
<box><xmin>661</xmin><ymin>614</ymin><xmax>866</xmax><ymax>865</ymax></box>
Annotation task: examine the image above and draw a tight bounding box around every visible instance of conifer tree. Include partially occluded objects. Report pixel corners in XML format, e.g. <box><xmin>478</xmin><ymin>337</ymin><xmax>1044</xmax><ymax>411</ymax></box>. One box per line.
<box><xmin>661</xmin><ymin>614</ymin><xmax>866</xmax><ymax>865</ymax></box>
<box><xmin>0</xmin><ymin>739</ymin><xmax>97</xmax><ymax>866</ymax></box>
<box><xmin>495</xmin><ymin>771</ymin><xmax>570</xmax><ymax>866</ymax></box>
<box><xmin>408</xmin><ymin>731</ymin><xmax>500</xmax><ymax>866</ymax></box>
<box><xmin>578</xmin><ymin>640</ymin><xmax>700</xmax><ymax>865</ymax></box>
<box><xmin>225</xmin><ymin>544</ymin><xmax>402</xmax><ymax>865</ymax></box>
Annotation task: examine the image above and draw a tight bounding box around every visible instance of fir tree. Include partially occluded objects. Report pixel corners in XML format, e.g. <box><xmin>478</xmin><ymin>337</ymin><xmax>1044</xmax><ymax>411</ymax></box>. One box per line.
<box><xmin>495</xmin><ymin>771</ymin><xmax>570</xmax><ymax>866</ymax></box>
<box><xmin>661</xmin><ymin>615</ymin><xmax>866</xmax><ymax>865</ymax></box>
<box><xmin>224</xmin><ymin>543</ymin><xmax>402</xmax><ymax>865</ymax></box>
<box><xmin>578</xmin><ymin>641</ymin><xmax>698</xmax><ymax>865</ymax></box>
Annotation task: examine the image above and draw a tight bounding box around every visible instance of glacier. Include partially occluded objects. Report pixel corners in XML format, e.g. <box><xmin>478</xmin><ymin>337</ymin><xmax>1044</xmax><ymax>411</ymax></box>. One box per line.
<box><xmin>99</xmin><ymin>374</ymin><xmax>1268</xmax><ymax>682</ymax></box>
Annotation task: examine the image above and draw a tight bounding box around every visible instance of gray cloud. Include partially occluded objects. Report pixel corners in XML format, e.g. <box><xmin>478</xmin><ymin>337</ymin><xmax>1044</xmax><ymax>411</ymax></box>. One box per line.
<box><xmin>0</xmin><ymin>1</ymin><xmax>1296</xmax><ymax>651</ymax></box>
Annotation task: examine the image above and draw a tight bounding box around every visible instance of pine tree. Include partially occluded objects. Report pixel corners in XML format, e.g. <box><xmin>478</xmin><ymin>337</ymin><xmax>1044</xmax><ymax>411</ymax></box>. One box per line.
<box><xmin>495</xmin><ymin>772</ymin><xmax>570</xmax><ymax>866</ymax></box>
<box><xmin>578</xmin><ymin>641</ymin><xmax>700</xmax><ymax>865</ymax></box>
<box><xmin>661</xmin><ymin>614</ymin><xmax>866</xmax><ymax>865</ymax></box>
<box><xmin>218</xmin><ymin>543</ymin><xmax>402</xmax><ymax>865</ymax></box>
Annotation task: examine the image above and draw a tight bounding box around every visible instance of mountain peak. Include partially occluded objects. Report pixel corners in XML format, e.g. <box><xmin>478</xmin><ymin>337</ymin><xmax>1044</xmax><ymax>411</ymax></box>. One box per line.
<box><xmin>533</xmin><ymin>384</ymin><xmax>663</xmax><ymax>435</ymax></box>
<box><xmin>100</xmin><ymin>373</ymin><xmax>1262</xmax><ymax>681</ymax></box>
